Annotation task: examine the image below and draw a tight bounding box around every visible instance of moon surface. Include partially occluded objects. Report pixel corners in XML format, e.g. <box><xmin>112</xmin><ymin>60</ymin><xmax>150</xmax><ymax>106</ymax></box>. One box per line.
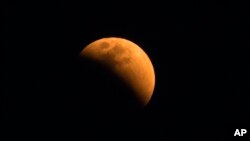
<box><xmin>80</xmin><ymin>37</ymin><xmax>155</xmax><ymax>106</ymax></box>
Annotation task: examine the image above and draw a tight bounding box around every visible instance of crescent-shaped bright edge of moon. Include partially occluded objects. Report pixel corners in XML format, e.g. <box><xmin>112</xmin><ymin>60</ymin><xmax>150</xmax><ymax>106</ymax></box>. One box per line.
<box><xmin>80</xmin><ymin>37</ymin><xmax>155</xmax><ymax>106</ymax></box>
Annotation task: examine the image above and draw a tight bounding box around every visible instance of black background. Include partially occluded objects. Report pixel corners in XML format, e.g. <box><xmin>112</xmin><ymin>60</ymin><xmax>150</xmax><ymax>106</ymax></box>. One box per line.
<box><xmin>1</xmin><ymin>0</ymin><xmax>249</xmax><ymax>140</ymax></box>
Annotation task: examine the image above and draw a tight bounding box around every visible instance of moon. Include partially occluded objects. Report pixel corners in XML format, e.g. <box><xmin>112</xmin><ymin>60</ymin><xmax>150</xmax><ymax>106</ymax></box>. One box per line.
<box><xmin>80</xmin><ymin>37</ymin><xmax>155</xmax><ymax>107</ymax></box>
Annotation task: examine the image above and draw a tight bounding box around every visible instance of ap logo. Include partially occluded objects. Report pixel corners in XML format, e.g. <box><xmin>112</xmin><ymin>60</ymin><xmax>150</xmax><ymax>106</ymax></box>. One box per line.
<box><xmin>234</xmin><ymin>129</ymin><xmax>247</xmax><ymax>136</ymax></box>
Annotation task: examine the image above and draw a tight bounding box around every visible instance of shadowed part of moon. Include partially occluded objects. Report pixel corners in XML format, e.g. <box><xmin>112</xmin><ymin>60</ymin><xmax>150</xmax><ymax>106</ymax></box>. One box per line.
<box><xmin>75</xmin><ymin>58</ymin><xmax>142</xmax><ymax>112</ymax></box>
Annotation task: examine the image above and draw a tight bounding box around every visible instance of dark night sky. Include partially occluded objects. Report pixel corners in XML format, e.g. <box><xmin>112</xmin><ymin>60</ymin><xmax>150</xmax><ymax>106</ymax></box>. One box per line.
<box><xmin>2</xmin><ymin>0</ymin><xmax>249</xmax><ymax>140</ymax></box>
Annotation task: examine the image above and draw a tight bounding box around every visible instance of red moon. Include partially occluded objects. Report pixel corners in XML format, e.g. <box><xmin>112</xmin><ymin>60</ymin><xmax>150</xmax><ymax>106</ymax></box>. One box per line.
<box><xmin>80</xmin><ymin>37</ymin><xmax>155</xmax><ymax>106</ymax></box>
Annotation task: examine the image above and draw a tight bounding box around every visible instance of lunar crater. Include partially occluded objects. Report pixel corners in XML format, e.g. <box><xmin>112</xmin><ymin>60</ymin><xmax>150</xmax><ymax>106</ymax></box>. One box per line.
<box><xmin>99</xmin><ymin>42</ymin><xmax>110</xmax><ymax>49</ymax></box>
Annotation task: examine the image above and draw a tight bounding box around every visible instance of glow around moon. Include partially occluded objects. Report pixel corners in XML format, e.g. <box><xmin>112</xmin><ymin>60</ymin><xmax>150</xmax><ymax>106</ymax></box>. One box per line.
<box><xmin>80</xmin><ymin>37</ymin><xmax>155</xmax><ymax>106</ymax></box>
